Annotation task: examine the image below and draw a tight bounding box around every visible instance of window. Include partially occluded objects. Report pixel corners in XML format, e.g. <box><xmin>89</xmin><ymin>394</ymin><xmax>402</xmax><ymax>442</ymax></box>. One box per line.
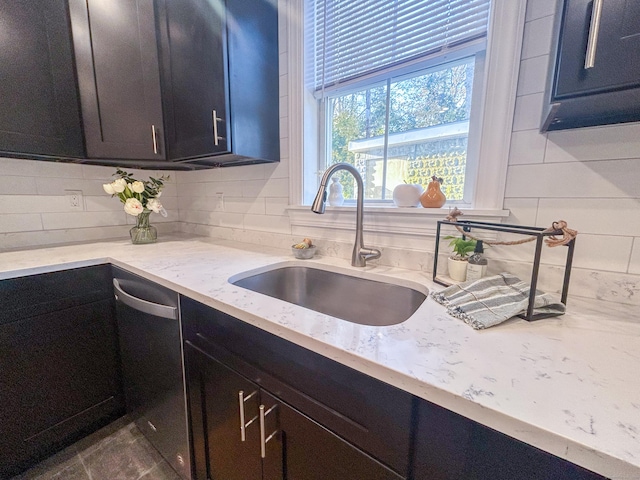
<box><xmin>302</xmin><ymin>0</ymin><xmax>493</xmax><ymax>205</ymax></box>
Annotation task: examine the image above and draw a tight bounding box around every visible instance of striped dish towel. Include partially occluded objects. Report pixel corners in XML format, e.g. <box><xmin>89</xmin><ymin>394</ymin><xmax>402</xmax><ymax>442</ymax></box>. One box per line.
<box><xmin>430</xmin><ymin>273</ymin><xmax>565</xmax><ymax>330</ymax></box>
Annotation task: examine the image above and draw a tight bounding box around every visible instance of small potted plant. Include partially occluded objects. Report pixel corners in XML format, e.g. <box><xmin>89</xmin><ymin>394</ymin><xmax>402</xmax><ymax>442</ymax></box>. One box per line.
<box><xmin>445</xmin><ymin>236</ymin><xmax>476</xmax><ymax>282</ymax></box>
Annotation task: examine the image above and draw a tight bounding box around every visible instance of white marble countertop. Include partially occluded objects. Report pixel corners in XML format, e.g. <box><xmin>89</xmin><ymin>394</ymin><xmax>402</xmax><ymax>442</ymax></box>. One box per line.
<box><xmin>1</xmin><ymin>234</ymin><xmax>639</xmax><ymax>479</ymax></box>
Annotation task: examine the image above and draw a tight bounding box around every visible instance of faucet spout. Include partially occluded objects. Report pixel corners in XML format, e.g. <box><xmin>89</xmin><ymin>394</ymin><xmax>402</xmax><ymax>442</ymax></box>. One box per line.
<box><xmin>311</xmin><ymin>163</ymin><xmax>381</xmax><ymax>267</ymax></box>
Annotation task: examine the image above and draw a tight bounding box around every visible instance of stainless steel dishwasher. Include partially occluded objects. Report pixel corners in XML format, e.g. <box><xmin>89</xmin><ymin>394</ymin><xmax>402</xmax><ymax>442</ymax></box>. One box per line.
<box><xmin>112</xmin><ymin>267</ymin><xmax>190</xmax><ymax>479</ymax></box>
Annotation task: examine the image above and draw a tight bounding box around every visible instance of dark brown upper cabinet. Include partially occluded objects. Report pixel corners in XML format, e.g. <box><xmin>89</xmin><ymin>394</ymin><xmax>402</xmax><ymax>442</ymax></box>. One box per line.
<box><xmin>542</xmin><ymin>0</ymin><xmax>640</xmax><ymax>131</ymax></box>
<box><xmin>69</xmin><ymin>0</ymin><xmax>166</xmax><ymax>161</ymax></box>
<box><xmin>0</xmin><ymin>1</ymin><xmax>84</xmax><ymax>159</ymax></box>
<box><xmin>158</xmin><ymin>0</ymin><xmax>280</xmax><ymax>167</ymax></box>
<box><xmin>1</xmin><ymin>0</ymin><xmax>279</xmax><ymax>168</ymax></box>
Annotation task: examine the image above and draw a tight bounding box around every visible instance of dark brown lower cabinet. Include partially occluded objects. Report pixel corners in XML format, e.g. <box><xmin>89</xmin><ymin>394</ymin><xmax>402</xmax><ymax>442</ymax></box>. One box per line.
<box><xmin>186</xmin><ymin>343</ymin><xmax>403</xmax><ymax>480</ymax></box>
<box><xmin>412</xmin><ymin>394</ymin><xmax>606</xmax><ymax>480</ymax></box>
<box><xmin>0</xmin><ymin>265</ymin><xmax>123</xmax><ymax>478</ymax></box>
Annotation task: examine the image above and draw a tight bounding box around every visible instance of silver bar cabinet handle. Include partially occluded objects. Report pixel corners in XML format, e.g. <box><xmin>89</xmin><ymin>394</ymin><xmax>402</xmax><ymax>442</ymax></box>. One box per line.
<box><xmin>239</xmin><ymin>391</ymin><xmax>246</xmax><ymax>441</ymax></box>
<box><xmin>259</xmin><ymin>404</ymin><xmax>278</xmax><ymax>459</ymax></box>
<box><xmin>238</xmin><ymin>390</ymin><xmax>258</xmax><ymax>442</ymax></box>
<box><xmin>151</xmin><ymin>125</ymin><xmax>159</xmax><ymax>154</ymax></box>
<box><xmin>212</xmin><ymin>110</ymin><xmax>220</xmax><ymax>146</ymax></box>
<box><xmin>113</xmin><ymin>278</ymin><xmax>177</xmax><ymax>319</ymax></box>
<box><xmin>584</xmin><ymin>0</ymin><xmax>603</xmax><ymax>69</ymax></box>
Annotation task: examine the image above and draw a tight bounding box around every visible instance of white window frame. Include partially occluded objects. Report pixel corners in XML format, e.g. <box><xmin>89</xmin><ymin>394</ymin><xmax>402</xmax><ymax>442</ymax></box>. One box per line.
<box><xmin>285</xmin><ymin>0</ymin><xmax>526</xmax><ymax>224</ymax></box>
<box><xmin>320</xmin><ymin>52</ymin><xmax>484</xmax><ymax>206</ymax></box>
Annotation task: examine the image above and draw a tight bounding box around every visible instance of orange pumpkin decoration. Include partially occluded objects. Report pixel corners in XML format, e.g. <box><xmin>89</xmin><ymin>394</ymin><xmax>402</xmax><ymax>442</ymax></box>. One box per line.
<box><xmin>420</xmin><ymin>176</ymin><xmax>446</xmax><ymax>208</ymax></box>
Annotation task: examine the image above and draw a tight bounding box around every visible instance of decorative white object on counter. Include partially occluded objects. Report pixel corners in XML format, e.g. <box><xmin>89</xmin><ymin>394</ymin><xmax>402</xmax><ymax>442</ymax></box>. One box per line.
<box><xmin>328</xmin><ymin>177</ymin><xmax>345</xmax><ymax>206</ymax></box>
<box><xmin>447</xmin><ymin>257</ymin><xmax>468</xmax><ymax>282</ymax></box>
<box><xmin>392</xmin><ymin>183</ymin><xmax>423</xmax><ymax>207</ymax></box>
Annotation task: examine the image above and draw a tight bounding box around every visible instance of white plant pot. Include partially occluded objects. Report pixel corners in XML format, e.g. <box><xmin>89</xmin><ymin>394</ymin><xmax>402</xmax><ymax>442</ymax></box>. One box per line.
<box><xmin>392</xmin><ymin>184</ymin><xmax>423</xmax><ymax>207</ymax></box>
<box><xmin>447</xmin><ymin>257</ymin><xmax>468</xmax><ymax>282</ymax></box>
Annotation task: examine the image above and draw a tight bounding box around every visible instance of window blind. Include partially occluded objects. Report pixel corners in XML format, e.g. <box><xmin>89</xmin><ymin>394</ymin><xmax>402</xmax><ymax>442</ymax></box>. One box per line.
<box><xmin>306</xmin><ymin>0</ymin><xmax>491</xmax><ymax>91</ymax></box>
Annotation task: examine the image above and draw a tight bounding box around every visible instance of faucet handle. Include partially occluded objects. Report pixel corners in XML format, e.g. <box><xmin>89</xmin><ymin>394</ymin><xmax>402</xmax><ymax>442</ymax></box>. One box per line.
<box><xmin>360</xmin><ymin>247</ymin><xmax>381</xmax><ymax>262</ymax></box>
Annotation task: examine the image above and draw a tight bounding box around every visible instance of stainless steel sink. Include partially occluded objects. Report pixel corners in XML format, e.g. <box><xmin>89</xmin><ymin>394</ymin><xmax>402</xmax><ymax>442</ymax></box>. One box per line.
<box><xmin>230</xmin><ymin>265</ymin><xmax>428</xmax><ymax>326</ymax></box>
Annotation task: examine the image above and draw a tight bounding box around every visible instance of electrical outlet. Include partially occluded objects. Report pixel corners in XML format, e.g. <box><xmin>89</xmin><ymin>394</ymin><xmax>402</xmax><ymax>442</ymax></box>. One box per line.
<box><xmin>214</xmin><ymin>192</ymin><xmax>224</xmax><ymax>212</ymax></box>
<box><xmin>66</xmin><ymin>190</ymin><xmax>84</xmax><ymax>211</ymax></box>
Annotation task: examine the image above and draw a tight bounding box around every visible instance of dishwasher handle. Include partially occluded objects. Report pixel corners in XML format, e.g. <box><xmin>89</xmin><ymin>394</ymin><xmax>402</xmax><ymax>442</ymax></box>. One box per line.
<box><xmin>113</xmin><ymin>278</ymin><xmax>178</xmax><ymax>320</ymax></box>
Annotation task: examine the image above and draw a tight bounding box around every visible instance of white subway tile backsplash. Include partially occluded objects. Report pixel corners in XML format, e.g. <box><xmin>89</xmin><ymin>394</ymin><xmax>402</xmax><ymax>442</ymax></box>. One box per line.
<box><xmin>279</xmin><ymin>73</ymin><xmax>288</xmax><ymax>98</ymax></box>
<box><xmin>35</xmin><ymin>177</ymin><xmax>106</xmax><ymax>196</ymax></box>
<box><xmin>265</xmin><ymin>197</ymin><xmax>290</xmax><ymax>216</ymax></box>
<box><xmin>225</xmin><ymin>197</ymin><xmax>266</xmax><ymax>215</ymax></box>
<box><xmin>244</xmin><ymin>213</ymin><xmax>291</xmax><ymax>234</ymax></box>
<box><xmin>0</xmin><ymin>213</ymin><xmax>43</xmax><ymax>233</ymax></box>
<box><xmin>0</xmin><ymin>176</ymin><xmax>38</xmax><ymax>195</ymax></box>
<box><xmin>526</xmin><ymin>0</ymin><xmax>558</xmax><ymax>22</ymax></box>
<box><xmin>503</xmin><ymin>198</ymin><xmax>539</xmax><ymax>226</ymax></box>
<box><xmin>512</xmin><ymin>93</ymin><xmax>544</xmax><ymax>131</ymax></box>
<box><xmin>545</xmin><ymin>123</ymin><xmax>640</xmax><ymax>162</ymax></box>
<box><xmin>629</xmin><ymin>238</ymin><xmax>640</xmax><ymax>275</ymax></box>
<box><xmin>279</xmin><ymin>135</ymin><xmax>290</xmax><ymax>159</ymax></box>
<box><xmin>505</xmin><ymin>160</ymin><xmax>640</xmax><ymax>198</ymax></box>
<box><xmin>0</xmin><ymin>158</ymin><xmax>84</xmax><ymax>178</ymax></box>
<box><xmin>242</xmin><ymin>177</ymin><xmax>289</xmax><ymax>198</ymax></box>
<box><xmin>216</xmin><ymin>164</ymin><xmax>265</xmax><ymax>182</ymax></box>
<box><xmin>521</xmin><ymin>15</ymin><xmax>554</xmax><ymax>60</ymax></box>
<box><xmin>266</xmin><ymin>157</ymin><xmax>290</xmax><ymax>179</ymax></box>
<box><xmin>545</xmin><ymin>234</ymin><xmax>632</xmax><ymax>273</ymax></box>
<box><xmin>41</xmin><ymin>211</ymin><xmax>127</xmax><ymax>230</ymax></box>
<box><xmin>537</xmin><ymin>198</ymin><xmax>640</xmax><ymax>236</ymax></box>
<box><xmin>84</xmin><ymin>196</ymin><xmax>121</xmax><ymax>213</ymax></box>
<box><xmin>279</xmin><ymin>115</ymin><xmax>289</xmax><ymax>140</ymax></box>
<box><xmin>277</xmin><ymin>0</ymin><xmax>288</xmax><ymax>54</ymax></box>
<box><xmin>211</xmin><ymin>211</ymin><xmax>246</xmax><ymax>229</ymax></box>
<box><xmin>0</xmin><ymin>195</ymin><xmax>68</xmax><ymax>214</ymax></box>
<box><xmin>509</xmin><ymin>129</ymin><xmax>547</xmax><ymax>165</ymax></box>
<box><xmin>176</xmin><ymin>181</ymin><xmax>215</xmax><ymax>198</ymax></box>
<box><xmin>213</xmin><ymin>181</ymin><xmax>244</xmax><ymax>197</ymax></box>
<box><xmin>81</xmin><ymin>164</ymin><xmax>119</xmax><ymax>180</ymax></box>
<box><xmin>178</xmin><ymin>195</ymin><xmax>215</xmax><ymax>212</ymax></box>
<box><xmin>279</xmin><ymin>94</ymin><xmax>289</xmax><ymax>117</ymax></box>
<box><xmin>517</xmin><ymin>55</ymin><xmax>549</xmax><ymax>96</ymax></box>
<box><xmin>279</xmin><ymin>52</ymin><xmax>288</xmax><ymax>76</ymax></box>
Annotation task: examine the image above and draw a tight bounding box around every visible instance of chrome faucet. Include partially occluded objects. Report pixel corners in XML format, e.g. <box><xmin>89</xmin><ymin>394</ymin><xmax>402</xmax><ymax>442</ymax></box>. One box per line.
<box><xmin>311</xmin><ymin>163</ymin><xmax>381</xmax><ymax>267</ymax></box>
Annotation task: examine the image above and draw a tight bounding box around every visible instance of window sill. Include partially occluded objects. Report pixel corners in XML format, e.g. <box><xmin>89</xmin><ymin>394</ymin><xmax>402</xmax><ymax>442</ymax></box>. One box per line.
<box><xmin>286</xmin><ymin>205</ymin><xmax>510</xmax><ymax>238</ymax></box>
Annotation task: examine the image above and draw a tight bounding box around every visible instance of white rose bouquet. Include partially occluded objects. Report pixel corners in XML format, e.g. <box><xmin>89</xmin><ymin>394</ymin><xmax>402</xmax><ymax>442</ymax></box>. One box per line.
<box><xmin>103</xmin><ymin>169</ymin><xmax>168</xmax><ymax>218</ymax></box>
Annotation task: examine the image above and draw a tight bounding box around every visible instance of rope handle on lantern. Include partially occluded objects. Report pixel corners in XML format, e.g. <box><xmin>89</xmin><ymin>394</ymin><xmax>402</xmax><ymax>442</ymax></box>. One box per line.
<box><xmin>444</xmin><ymin>207</ymin><xmax>578</xmax><ymax>247</ymax></box>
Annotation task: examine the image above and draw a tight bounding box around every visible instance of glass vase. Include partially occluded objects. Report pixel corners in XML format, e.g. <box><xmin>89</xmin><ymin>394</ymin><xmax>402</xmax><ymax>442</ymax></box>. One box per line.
<box><xmin>130</xmin><ymin>211</ymin><xmax>157</xmax><ymax>244</ymax></box>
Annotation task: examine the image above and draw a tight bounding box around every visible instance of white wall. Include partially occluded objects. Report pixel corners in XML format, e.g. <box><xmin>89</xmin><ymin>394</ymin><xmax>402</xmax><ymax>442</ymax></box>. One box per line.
<box><xmin>1</xmin><ymin>0</ymin><xmax>639</xmax><ymax>306</ymax></box>
<box><xmin>0</xmin><ymin>159</ymin><xmax>178</xmax><ymax>250</ymax></box>
<box><xmin>501</xmin><ymin>0</ymin><xmax>640</xmax><ymax>305</ymax></box>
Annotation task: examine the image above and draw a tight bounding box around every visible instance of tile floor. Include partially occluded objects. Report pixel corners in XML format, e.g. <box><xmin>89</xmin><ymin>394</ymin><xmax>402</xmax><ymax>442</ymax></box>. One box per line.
<box><xmin>11</xmin><ymin>417</ymin><xmax>181</xmax><ymax>480</ymax></box>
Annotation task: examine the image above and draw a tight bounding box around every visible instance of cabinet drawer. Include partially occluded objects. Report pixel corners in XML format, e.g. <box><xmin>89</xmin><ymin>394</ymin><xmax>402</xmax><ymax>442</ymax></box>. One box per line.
<box><xmin>181</xmin><ymin>296</ymin><xmax>413</xmax><ymax>477</ymax></box>
<box><xmin>0</xmin><ymin>265</ymin><xmax>112</xmax><ymax>325</ymax></box>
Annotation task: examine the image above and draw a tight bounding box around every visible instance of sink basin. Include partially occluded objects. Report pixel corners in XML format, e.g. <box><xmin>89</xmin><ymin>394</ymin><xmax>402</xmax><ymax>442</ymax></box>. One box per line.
<box><xmin>230</xmin><ymin>264</ymin><xmax>428</xmax><ymax>326</ymax></box>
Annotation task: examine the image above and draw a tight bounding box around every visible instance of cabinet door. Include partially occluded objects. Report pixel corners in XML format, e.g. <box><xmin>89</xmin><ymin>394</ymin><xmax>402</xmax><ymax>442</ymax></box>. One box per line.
<box><xmin>159</xmin><ymin>0</ymin><xmax>229</xmax><ymax>160</ymax></box>
<box><xmin>0</xmin><ymin>1</ymin><xmax>83</xmax><ymax>158</ymax></box>
<box><xmin>554</xmin><ymin>0</ymin><xmax>640</xmax><ymax>98</ymax></box>
<box><xmin>412</xmin><ymin>397</ymin><xmax>605</xmax><ymax>480</ymax></box>
<box><xmin>186</xmin><ymin>343</ymin><xmax>262</xmax><ymax>480</ymax></box>
<box><xmin>260</xmin><ymin>390</ymin><xmax>404</xmax><ymax>480</ymax></box>
<box><xmin>0</xmin><ymin>299</ymin><xmax>123</xmax><ymax>478</ymax></box>
<box><xmin>69</xmin><ymin>0</ymin><xmax>165</xmax><ymax>160</ymax></box>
